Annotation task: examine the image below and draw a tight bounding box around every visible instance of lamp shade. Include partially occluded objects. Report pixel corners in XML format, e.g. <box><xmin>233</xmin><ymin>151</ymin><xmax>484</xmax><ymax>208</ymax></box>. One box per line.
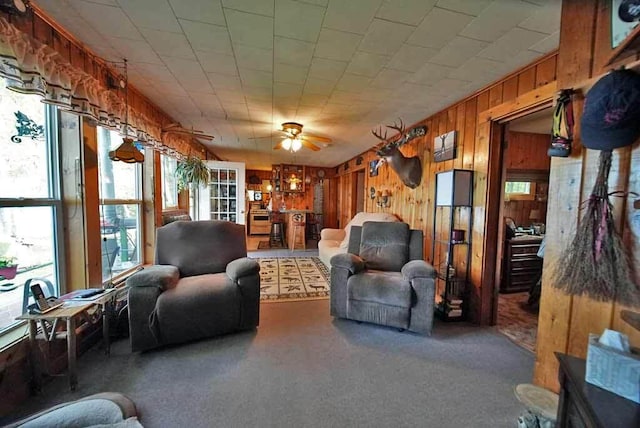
<box><xmin>109</xmin><ymin>138</ymin><xmax>144</xmax><ymax>163</ymax></box>
<box><xmin>435</xmin><ymin>169</ymin><xmax>473</xmax><ymax>206</ymax></box>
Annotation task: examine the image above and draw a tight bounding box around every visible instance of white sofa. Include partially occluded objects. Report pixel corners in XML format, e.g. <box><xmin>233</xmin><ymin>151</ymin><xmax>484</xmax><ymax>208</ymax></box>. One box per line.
<box><xmin>318</xmin><ymin>212</ymin><xmax>399</xmax><ymax>268</ymax></box>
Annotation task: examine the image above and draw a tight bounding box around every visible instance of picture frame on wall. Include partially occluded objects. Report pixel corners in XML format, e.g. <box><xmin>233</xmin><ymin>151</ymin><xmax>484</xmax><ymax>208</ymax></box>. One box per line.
<box><xmin>369</xmin><ymin>160</ymin><xmax>379</xmax><ymax>177</ymax></box>
<box><xmin>434</xmin><ymin>130</ymin><xmax>457</xmax><ymax>163</ymax></box>
<box><xmin>611</xmin><ymin>0</ymin><xmax>640</xmax><ymax>48</ymax></box>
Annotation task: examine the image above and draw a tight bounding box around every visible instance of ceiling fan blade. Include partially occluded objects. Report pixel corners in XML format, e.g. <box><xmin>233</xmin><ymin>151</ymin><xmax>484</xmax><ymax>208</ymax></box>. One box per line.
<box><xmin>301</xmin><ymin>140</ymin><xmax>321</xmax><ymax>151</ymax></box>
<box><xmin>301</xmin><ymin>133</ymin><xmax>332</xmax><ymax>143</ymax></box>
<box><xmin>273</xmin><ymin>141</ymin><xmax>283</xmax><ymax>150</ymax></box>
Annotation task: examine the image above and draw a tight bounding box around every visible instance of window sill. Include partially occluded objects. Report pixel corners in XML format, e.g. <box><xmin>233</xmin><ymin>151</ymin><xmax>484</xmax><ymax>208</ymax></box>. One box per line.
<box><xmin>0</xmin><ymin>322</ymin><xmax>29</xmax><ymax>353</ymax></box>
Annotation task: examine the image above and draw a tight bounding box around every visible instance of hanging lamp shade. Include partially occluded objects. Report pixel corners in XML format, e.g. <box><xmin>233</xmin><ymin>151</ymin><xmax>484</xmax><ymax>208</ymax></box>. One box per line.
<box><xmin>109</xmin><ymin>137</ymin><xmax>144</xmax><ymax>163</ymax></box>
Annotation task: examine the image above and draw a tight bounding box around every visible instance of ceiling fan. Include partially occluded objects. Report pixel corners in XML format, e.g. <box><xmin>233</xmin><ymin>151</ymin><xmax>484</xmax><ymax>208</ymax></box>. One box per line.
<box><xmin>272</xmin><ymin>122</ymin><xmax>332</xmax><ymax>152</ymax></box>
<box><xmin>161</xmin><ymin>123</ymin><xmax>214</xmax><ymax>141</ymax></box>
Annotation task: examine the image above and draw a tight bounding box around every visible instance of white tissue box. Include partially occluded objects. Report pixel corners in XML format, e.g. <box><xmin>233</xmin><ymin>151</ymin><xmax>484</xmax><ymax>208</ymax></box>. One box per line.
<box><xmin>585</xmin><ymin>334</ymin><xmax>640</xmax><ymax>403</ymax></box>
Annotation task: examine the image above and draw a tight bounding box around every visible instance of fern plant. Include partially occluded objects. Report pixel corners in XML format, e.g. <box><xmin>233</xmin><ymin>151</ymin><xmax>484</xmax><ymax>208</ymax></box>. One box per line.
<box><xmin>175</xmin><ymin>156</ymin><xmax>210</xmax><ymax>191</ymax></box>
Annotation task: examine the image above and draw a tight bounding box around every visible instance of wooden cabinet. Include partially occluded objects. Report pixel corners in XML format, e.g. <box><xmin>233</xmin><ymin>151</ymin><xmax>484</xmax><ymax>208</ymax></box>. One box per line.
<box><xmin>501</xmin><ymin>237</ymin><xmax>543</xmax><ymax>293</ymax></box>
<box><xmin>281</xmin><ymin>164</ymin><xmax>305</xmax><ymax>193</ymax></box>
<box><xmin>556</xmin><ymin>353</ymin><xmax>640</xmax><ymax>428</ymax></box>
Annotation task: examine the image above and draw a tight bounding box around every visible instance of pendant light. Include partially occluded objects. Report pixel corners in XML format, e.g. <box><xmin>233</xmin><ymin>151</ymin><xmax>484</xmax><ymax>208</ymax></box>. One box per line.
<box><xmin>109</xmin><ymin>59</ymin><xmax>144</xmax><ymax>163</ymax></box>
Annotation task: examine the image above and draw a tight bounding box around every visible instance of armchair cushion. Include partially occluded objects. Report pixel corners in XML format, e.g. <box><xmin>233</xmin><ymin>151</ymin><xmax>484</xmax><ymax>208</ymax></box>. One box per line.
<box><xmin>330</xmin><ymin>253</ymin><xmax>365</xmax><ymax>274</ymax></box>
<box><xmin>359</xmin><ymin>222</ymin><xmax>410</xmax><ymax>272</ymax></box>
<box><xmin>348</xmin><ymin>271</ymin><xmax>411</xmax><ymax>308</ymax></box>
<box><xmin>339</xmin><ymin>212</ymin><xmax>399</xmax><ymax>249</ymax></box>
<box><xmin>402</xmin><ymin>260</ymin><xmax>436</xmax><ymax>280</ymax></box>
<box><xmin>126</xmin><ymin>265</ymin><xmax>179</xmax><ymax>290</ymax></box>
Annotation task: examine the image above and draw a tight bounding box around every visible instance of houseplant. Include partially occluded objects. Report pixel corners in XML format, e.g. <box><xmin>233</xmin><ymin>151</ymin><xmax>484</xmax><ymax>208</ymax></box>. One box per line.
<box><xmin>175</xmin><ymin>156</ymin><xmax>210</xmax><ymax>191</ymax></box>
<box><xmin>0</xmin><ymin>255</ymin><xmax>18</xmax><ymax>280</ymax></box>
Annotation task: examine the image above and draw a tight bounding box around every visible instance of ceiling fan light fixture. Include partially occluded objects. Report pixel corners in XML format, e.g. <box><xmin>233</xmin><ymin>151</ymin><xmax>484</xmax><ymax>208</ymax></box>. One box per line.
<box><xmin>282</xmin><ymin>121</ymin><xmax>303</xmax><ymax>136</ymax></box>
<box><xmin>282</xmin><ymin>138</ymin><xmax>292</xmax><ymax>150</ymax></box>
<box><xmin>291</xmin><ymin>137</ymin><xmax>302</xmax><ymax>152</ymax></box>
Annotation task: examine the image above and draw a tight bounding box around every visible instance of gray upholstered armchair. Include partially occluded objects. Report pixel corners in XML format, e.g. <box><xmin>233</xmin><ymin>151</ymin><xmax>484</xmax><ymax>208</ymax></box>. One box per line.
<box><xmin>330</xmin><ymin>221</ymin><xmax>436</xmax><ymax>335</ymax></box>
<box><xmin>126</xmin><ymin>220</ymin><xmax>260</xmax><ymax>352</ymax></box>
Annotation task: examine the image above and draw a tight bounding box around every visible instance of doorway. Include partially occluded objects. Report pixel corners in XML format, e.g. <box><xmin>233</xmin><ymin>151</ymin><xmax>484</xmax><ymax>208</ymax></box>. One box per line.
<box><xmin>493</xmin><ymin>107</ymin><xmax>552</xmax><ymax>352</ymax></box>
<box><xmin>355</xmin><ymin>171</ymin><xmax>365</xmax><ymax>213</ymax></box>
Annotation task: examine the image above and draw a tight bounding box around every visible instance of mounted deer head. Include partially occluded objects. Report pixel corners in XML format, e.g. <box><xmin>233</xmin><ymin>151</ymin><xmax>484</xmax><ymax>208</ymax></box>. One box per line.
<box><xmin>372</xmin><ymin>120</ymin><xmax>427</xmax><ymax>189</ymax></box>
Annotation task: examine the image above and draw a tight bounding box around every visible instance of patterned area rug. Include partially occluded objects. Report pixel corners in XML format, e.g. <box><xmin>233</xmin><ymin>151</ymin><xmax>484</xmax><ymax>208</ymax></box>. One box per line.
<box><xmin>497</xmin><ymin>292</ymin><xmax>538</xmax><ymax>352</ymax></box>
<box><xmin>257</xmin><ymin>257</ymin><xmax>330</xmax><ymax>302</ymax></box>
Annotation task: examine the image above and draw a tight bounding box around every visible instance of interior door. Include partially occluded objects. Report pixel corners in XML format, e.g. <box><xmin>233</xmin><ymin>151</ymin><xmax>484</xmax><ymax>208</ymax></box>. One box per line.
<box><xmin>198</xmin><ymin>161</ymin><xmax>246</xmax><ymax>224</ymax></box>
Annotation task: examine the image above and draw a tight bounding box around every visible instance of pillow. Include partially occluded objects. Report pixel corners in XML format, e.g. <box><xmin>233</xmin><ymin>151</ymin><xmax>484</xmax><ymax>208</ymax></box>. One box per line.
<box><xmin>339</xmin><ymin>212</ymin><xmax>399</xmax><ymax>249</ymax></box>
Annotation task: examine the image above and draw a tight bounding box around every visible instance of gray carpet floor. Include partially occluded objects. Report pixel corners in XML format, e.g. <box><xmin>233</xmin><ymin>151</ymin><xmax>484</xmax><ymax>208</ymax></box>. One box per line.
<box><xmin>6</xmin><ymin>300</ymin><xmax>533</xmax><ymax>427</ymax></box>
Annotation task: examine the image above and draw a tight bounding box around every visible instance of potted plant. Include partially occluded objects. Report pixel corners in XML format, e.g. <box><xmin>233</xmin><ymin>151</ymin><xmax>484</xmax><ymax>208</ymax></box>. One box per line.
<box><xmin>175</xmin><ymin>156</ymin><xmax>210</xmax><ymax>191</ymax></box>
<box><xmin>0</xmin><ymin>256</ymin><xmax>18</xmax><ymax>280</ymax></box>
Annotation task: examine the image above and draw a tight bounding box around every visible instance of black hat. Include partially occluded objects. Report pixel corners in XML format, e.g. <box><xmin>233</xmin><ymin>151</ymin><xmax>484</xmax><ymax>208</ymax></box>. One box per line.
<box><xmin>580</xmin><ymin>69</ymin><xmax>640</xmax><ymax>150</ymax></box>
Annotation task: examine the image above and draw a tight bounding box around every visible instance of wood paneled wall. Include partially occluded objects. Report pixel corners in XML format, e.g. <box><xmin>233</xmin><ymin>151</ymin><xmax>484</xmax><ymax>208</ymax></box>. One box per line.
<box><xmin>336</xmin><ymin>52</ymin><xmax>558</xmax><ymax>324</ymax></box>
<box><xmin>505</xmin><ymin>131</ymin><xmax>551</xmax><ymax>170</ymax></box>
<box><xmin>534</xmin><ymin>0</ymin><xmax>640</xmax><ymax>392</ymax></box>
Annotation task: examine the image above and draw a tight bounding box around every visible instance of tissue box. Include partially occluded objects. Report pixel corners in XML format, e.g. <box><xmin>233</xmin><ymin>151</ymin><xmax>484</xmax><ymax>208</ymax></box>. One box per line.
<box><xmin>585</xmin><ymin>334</ymin><xmax>640</xmax><ymax>403</ymax></box>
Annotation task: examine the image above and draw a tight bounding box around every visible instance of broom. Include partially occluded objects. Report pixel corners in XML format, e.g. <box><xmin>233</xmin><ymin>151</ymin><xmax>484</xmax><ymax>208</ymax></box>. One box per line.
<box><xmin>553</xmin><ymin>150</ymin><xmax>640</xmax><ymax>307</ymax></box>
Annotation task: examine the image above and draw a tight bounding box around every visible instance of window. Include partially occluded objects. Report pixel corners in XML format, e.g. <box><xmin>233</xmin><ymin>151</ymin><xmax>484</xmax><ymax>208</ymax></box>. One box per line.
<box><xmin>97</xmin><ymin>127</ymin><xmax>143</xmax><ymax>281</ymax></box>
<box><xmin>0</xmin><ymin>86</ymin><xmax>62</xmax><ymax>334</ymax></box>
<box><xmin>161</xmin><ymin>154</ymin><xmax>178</xmax><ymax>210</ymax></box>
<box><xmin>504</xmin><ymin>181</ymin><xmax>536</xmax><ymax>201</ymax></box>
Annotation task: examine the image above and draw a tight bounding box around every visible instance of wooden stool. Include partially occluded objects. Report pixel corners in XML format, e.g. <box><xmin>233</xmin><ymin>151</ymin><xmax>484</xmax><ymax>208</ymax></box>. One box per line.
<box><xmin>306</xmin><ymin>213</ymin><xmax>321</xmax><ymax>241</ymax></box>
<box><xmin>269</xmin><ymin>211</ymin><xmax>285</xmax><ymax>248</ymax></box>
<box><xmin>290</xmin><ymin>213</ymin><xmax>306</xmax><ymax>252</ymax></box>
<box><xmin>515</xmin><ymin>384</ymin><xmax>558</xmax><ymax>428</ymax></box>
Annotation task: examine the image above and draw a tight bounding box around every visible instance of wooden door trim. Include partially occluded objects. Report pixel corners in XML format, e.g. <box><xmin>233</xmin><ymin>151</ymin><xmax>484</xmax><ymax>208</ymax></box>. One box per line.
<box><xmin>477</xmin><ymin>89</ymin><xmax>555</xmax><ymax>325</ymax></box>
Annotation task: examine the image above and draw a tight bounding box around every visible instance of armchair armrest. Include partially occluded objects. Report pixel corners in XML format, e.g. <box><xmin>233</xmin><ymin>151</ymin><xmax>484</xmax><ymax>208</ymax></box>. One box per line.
<box><xmin>226</xmin><ymin>258</ymin><xmax>260</xmax><ymax>281</ymax></box>
<box><xmin>126</xmin><ymin>265</ymin><xmax>179</xmax><ymax>290</ymax></box>
<box><xmin>321</xmin><ymin>228</ymin><xmax>345</xmax><ymax>241</ymax></box>
<box><xmin>330</xmin><ymin>253</ymin><xmax>365</xmax><ymax>274</ymax></box>
<box><xmin>401</xmin><ymin>260</ymin><xmax>436</xmax><ymax>281</ymax></box>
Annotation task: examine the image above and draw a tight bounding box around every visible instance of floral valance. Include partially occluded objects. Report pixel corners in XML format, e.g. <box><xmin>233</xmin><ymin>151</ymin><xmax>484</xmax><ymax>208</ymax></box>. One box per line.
<box><xmin>0</xmin><ymin>16</ymin><xmax>199</xmax><ymax>159</ymax></box>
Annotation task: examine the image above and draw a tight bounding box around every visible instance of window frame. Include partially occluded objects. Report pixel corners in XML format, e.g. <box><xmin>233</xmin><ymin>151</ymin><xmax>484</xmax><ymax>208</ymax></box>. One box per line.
<box><xmin>0</xmin><ymin>103</ymin><xmax>65</xmax><ymax>338</ymax></box>
<box><xmin>504</xmin><ymin>181</ymin><xmax>537</xmax><ymax>201</ymax></box>
<box><xmin>161</xmin><ymin>154</ymin><xmax>178</xmax><ymax>210</ymax></box>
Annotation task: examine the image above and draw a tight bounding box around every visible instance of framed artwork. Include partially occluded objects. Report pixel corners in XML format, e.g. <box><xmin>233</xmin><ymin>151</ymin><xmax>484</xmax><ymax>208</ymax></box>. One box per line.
<box><xmin>434</xmin><ymin>130</ymin><xmax>457</xmax><ymax>162</ymax></box>
<box><xmin>612</xmin><ymin>0</ymin><xmax>640</xmax><ymax>48</ymax></box>
<box><xmin>369</xmin><ymin>160</ymin><xmax>379</xmax><ymax>177</ymax></box>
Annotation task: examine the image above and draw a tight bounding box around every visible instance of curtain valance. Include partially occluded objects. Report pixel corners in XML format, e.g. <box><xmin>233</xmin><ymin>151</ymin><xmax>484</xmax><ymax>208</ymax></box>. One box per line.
<box><xmin>0</xmin><ymin>16</ymin><xmax>197</xmax><ymax>159</ymax></box>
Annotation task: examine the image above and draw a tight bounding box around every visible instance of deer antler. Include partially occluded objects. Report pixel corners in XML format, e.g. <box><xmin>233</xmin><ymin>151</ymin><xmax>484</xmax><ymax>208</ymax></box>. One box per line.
<box><xmin>371</xmin><ymin>126</ymin><xmax>388</xmax><ymax>142</ymax></box>
<box><xmin>387</xmin><ymin>119</ymin><xmax>405</xmax><ymax>136</ymax></box>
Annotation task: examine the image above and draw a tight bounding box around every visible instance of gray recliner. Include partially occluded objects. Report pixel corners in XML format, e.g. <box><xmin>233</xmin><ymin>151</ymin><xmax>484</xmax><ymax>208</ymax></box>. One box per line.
<box><xmin>126</xmin><ymin>220</ymin><xmax>260</xmax><ymax>352</ymax></box>
<box><xmin>330</xmin><ymin>221</ymin><xmax>436</xmax><ymax>335</ymax></box>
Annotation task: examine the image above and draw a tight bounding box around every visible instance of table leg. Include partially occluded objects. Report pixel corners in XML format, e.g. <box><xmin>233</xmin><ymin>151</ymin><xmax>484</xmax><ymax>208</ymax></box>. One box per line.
<box><xmin>28</xmin><ymin>320</ymin><xmax>41</xmax><ymax>394</ymax></box>
<box><xmin>66</xmin><ymin>317</ymin><xmax>77</xmax><ymax>391</ymax></box>
<box><xmin>102</xmin><ymin>302</ymin><xmax>110</xmax><ymax>355</ymax></box>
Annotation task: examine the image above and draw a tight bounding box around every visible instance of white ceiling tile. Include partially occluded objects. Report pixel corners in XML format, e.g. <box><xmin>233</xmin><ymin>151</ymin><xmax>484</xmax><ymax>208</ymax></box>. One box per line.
<box><xmin>140</xmin><ymin>29</ymin><xmax>195</xmax><ymax>60</ymax></box>
<box><xmin>336</xmin><ymin>74</ymin><xmax>372</xmax><ymax>91</ymax></box>
<box><xmin>119</xmin><ymin>0</ymin><xmax>181</xmax><ymax>33</ymax></box>
<box><xmin>298</xmin><ymin>0</ymin><xmax>329</xmax><ymax>5</ymax></box>
<box><xmin>274</xmin><ymin>63</ymin><xmax>309</xmax><ymax>85</ymax></box>
<box><xmin>275</xmin><ymin>0</ymin><xmax>325</xmax><ymax>42</ymax></box>
<box><xmin>303</xmin><ymin>78</ymin><xmax>336</xmax><ymax>95</ymax></box>
<box><xmin>435</xmin><ymin>0</ymin><xmax>491</xmax><ymax>16</ymax></box>
<box><xmin>180</xmin><ymin>20</ymin><xmax>233</xmax><ymax>55</ymax></box>
<box><xmin>407</xmin><ymin>7</ymin><xmax>474</xmax><ymax>49</ymax></box>
<box><xmin>323</xmin><ymin>0</ymin><xmax>383</xmax><ymax>34</ymax></box>
<box><xmin>133</xmin><ymin>63</ymin><xmax>178</xmax><ymax>83</ymax></box>
<box><xmin>346</xmin><ymin>51</ymin><xmax>390</xmax><ymax>77</ymax></box>
<box><xmin>359</xmin><ymin>19</ymin><xmax>415</xmax><ymax>56</ymax></box>
<box><xmin>427</xmin><ymin>78</ymin><xmax>472</xmax><ymax>96</ymax></box>
<box><xmin>376</xmin><ymin>0</ymin><xmax>437</xmax><ymax>26</ymax></box>
<box><xmin>222</xmin><ymin>0</ymin><xmax>274</xmax><ymax>16</ymax></box>
<box><xmin>238</xmin><ymin>69</ymin><xmax>272</xmax><ymax>88</ymax></box>
<box><xmin>274</xmin><ymin>37</ymin><xmax>315</xmax><ymax>67</ymax></box>
<box><xmin>477</xmin><ymin>28</ymin><xmax>548</xmax><ymax>62</ymax></box>
<box><xmin>162</xmin><ymin>57</ymin><xmax>210</xmax><ymax>87</ymax></box>
<box><xmin>215</xmin><ymin>89</ymin><xmax>246</xmax><ymax>103</ymax></box>
<box><xmin>371</xmin><ymin>68</ymin><xmax>412</xmax><ymax>89</ymax></box>
<box><xmin>197</xmin><ymin>51</ymin><xmax>238</xmax><ymax>75</ymax></box>
<box><xmin>460</xmin><ymin>1</ymin><xmax>540</xmax><ymax>42</ymax></box>
<box><xmin>529</xmin><ymin>31</ymin><xmax>560</xmax><ymax>54</ymax></box>
<box><xmin>224</xmin><ymin>9</ymin><xmax>273</xmax><ymax>49</ymax></box>
<box><xmin>169</xmin><ymin>0</ymin><xmax>226</xmax><ymax>26</ymax></box>
<box><xmin>233</xmin><ymin>45</ymin><xmax>273</xmax><ymax>72</ymax></box>
<box><xmin>408</xmin><ymin>62</ymin><xmax>454</xmax><ymax>84</ymax></box>
<box><xmin>308</xmin><ymin>58</ymin><xmax>348</xmax><ymax>82</ymax></box>
<box><xmin>107</xmin><ymin>37</ymin><xmax>163</xmax><ymax>65</ymax></box>
<box><xmin>274</xmin><ymin>82</ymin><xmax>304</xmax><ymax>98</ymax></box>
<box><xmin>448</xmin><ymin>57</ymin><xmax>503</xmax><ymax>81</ymax></box>
<box><xmin>299</xmin><ymin>93</ymin><xmax>329</xmax><ymax>106</ymax></box>
<box><xmin>208</xmin><ymin>73</ymin><xmax>243</xmax><ymax>90</ymax></box>
<box><xmin>387</xmin><ymin>44</ymin><xmax>438</xmax><ymax>72</ymax></box>
<box><xmin>428</xmin><ymin>36</ymin><xmax>489</xmax><ymax>68</ymax></box>
<box><xmin>315</xmin><ymin>29</ymin><xmax>362</xmax><ymax>62</ymax></box>
<box><xmin>73</xmin><ymin>1</ymin><xmax>143</xmax><ymax>40</ymax></box>
<box><xmin>518</xmin><ymin>0</ymin><xmax>561</xmax><ymax>35</ymax></box>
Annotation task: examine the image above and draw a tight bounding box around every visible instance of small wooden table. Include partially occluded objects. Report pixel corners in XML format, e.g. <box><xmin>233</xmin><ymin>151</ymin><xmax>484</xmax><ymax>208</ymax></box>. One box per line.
<box><xmin>16</xmin><ymin>288</ymin><xmax>118</xmax><ymax>392</ymax></box>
